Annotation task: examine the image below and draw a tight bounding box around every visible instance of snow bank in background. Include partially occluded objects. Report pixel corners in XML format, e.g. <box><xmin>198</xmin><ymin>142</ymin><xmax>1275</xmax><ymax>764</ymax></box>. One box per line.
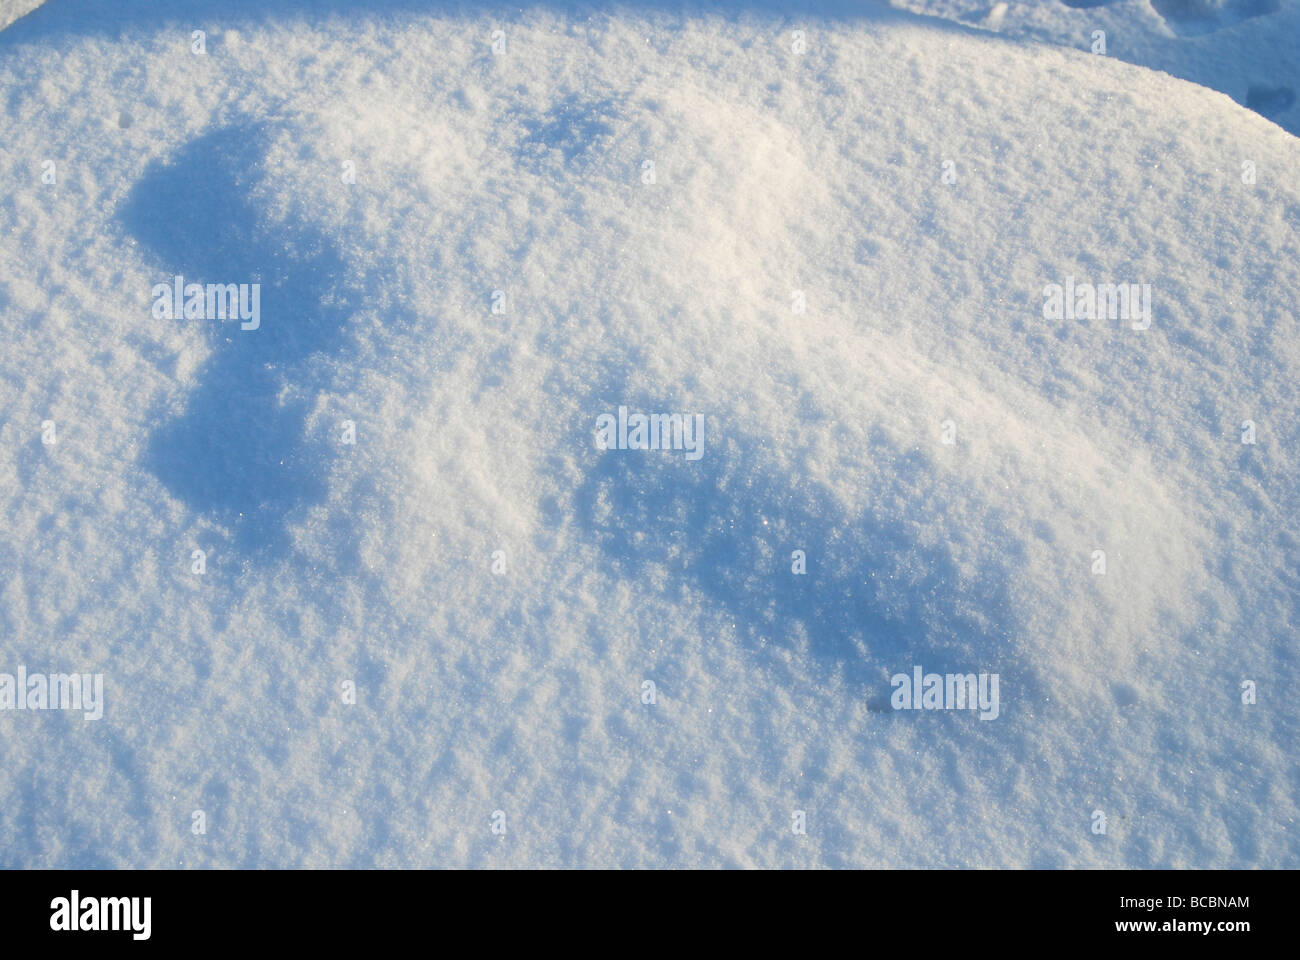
<box><xmin>893</xmin><ymin>0</ymin><xmax>1300</xmax><ymax>134</ymax></box>
<box><xmin>0</xmin><ymin>1</ymin><xmax>1296</xmax><ymax>867</ymax></box>
<box><xmin>0</xmin><ymin>1</ymin><xmax>44</xmax><ymax>33</ymax></box>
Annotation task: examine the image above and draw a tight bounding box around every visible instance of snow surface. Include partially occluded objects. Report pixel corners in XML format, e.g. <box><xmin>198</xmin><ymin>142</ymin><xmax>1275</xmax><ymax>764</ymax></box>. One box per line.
<box><xmin>0</xmin><ymin>0</ymin><xmax>1296</xmax><ymax>868</ymax></box>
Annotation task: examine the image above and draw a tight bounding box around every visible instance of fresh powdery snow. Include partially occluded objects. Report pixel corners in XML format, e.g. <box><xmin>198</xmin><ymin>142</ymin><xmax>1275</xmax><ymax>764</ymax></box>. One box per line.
<box><xmin>0</xmin><ymin>0</ymin><xmax>1296</xmax><ymax>869</ymax></box>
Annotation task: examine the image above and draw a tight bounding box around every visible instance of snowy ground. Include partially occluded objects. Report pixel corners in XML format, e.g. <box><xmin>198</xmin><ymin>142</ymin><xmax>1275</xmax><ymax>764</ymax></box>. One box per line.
<box><xmin>0</xmin><ymin>1</ymin><xmax>1296</xmax><ymax>868</ymax></box>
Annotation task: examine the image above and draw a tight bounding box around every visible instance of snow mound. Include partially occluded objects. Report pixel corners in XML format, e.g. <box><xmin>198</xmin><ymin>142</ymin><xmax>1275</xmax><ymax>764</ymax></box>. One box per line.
<box><xmin>0</xmin><ymin>2</ymin><xmax>1296</xmax><ymax>867</ymax></box>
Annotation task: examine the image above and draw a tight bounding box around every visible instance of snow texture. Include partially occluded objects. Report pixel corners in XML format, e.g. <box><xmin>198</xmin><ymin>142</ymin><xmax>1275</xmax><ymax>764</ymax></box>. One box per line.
<box><xmin>0</xmin><ymin>0</ymin><xmax>1296</xmax><ymax>868</ymax></box>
